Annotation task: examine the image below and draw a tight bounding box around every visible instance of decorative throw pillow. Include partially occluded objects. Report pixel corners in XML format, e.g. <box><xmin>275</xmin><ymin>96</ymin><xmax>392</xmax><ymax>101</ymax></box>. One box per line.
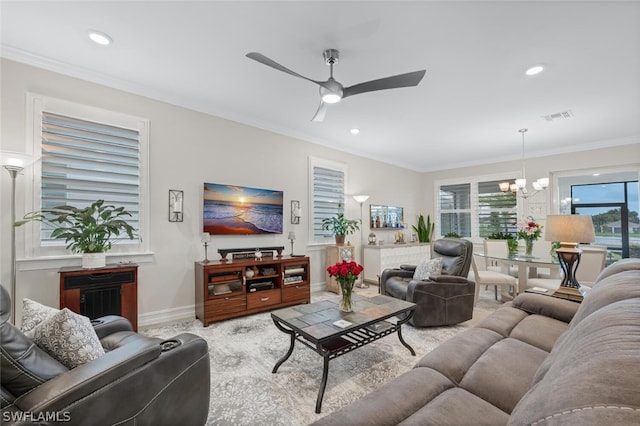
<box><xmin>30</xmin><ymin>308</ymin><xmax>105</xmax><ymax>369</ymax></box>
<box><xmin>413</xmin><ymin>257</ymin><xmax>444</xmax><ymax>280</ymax></box>
<box><xmin>21</xmin><ymin>298</ymin><xmax>59</xmax><ymax>338</ymax></box>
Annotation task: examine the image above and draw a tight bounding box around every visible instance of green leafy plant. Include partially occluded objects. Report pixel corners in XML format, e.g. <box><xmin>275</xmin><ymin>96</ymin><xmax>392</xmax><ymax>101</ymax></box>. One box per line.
<box><xmin>15</xmin><ymin>200</ymin><xmax>136</xmax><ymax>253</ymax></box>
<box><xmin>488</xmin><ymin>231</ymin><xmax>518</xmax><ymax>252</ymax></box>
<box><xmin>412</xmin><ymin>214</ymin><xmax>435</xmax><ymax>242</ymax></box>
<box><xmin>444</xmin><ymin>232</ymin><xmax>462</xmax><ymax>238</ymax></box>
<box><xmin>321</xmin><ymin>212</ymin><xmax>360</xmax><ymax>236</ymax></box>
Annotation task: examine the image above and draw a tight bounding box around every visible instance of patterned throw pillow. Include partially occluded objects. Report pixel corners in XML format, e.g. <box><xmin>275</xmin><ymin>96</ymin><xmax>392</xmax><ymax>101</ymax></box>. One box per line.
<box><xmin>21</xmin><ymin>298</ymin><xmax>59</xmax><ymax>338</ymax></box>
<box><xmin>413</xmin><ymin>257</ymin><xmax>444</xmax><ymax>280</ymax></box>
<box><xmin>30</xmin><ymin>308</ymin><xmax>105</xmax><ymax>369</ymax></box>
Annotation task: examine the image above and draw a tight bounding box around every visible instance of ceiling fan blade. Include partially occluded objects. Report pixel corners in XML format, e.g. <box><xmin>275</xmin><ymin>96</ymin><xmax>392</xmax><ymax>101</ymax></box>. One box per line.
<box><xmin>246</xmin><ymin>52</ymin><xmax>325</xmax><ymax>87</ymax></box>
<box><xmin>311</xmin><ymin>101</ymin><xmax>327</xmax><ymax>122</ymax></box>
<box><xmin>342</xmin><ymin>70</ymin><xmax>426</xmax><ymax>99</ymax></box>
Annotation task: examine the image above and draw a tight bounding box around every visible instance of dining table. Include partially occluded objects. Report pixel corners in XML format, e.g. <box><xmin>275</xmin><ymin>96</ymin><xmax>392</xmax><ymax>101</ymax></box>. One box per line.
<box><xmin>475</xmin><ymin>250</ymin><xmax>561</xmax><ymax>296</ymax></box>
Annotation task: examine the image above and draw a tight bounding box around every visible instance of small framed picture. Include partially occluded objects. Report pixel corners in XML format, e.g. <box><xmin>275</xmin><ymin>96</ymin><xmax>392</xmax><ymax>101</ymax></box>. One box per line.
<box><xmin>169</xmin><ymin>189</ymin><xmax>183</xmax><ymax>222</ymax></box>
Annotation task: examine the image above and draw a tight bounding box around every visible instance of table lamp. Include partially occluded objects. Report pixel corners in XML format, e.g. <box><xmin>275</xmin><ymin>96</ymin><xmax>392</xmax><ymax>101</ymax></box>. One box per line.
<box><xmin>288</xmin><ymin>231</ymin><xmax>296</xmax><ymax>256</ymax></box>
<box><xmin>544</xmin><ymin>214</ymin><xmax>596</xmax><ymax>288</ymax></box>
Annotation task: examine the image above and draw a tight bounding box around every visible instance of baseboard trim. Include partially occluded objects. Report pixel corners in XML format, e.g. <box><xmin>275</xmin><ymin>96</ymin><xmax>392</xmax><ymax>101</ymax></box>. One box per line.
<box><xmin>140</xmin><ymin>282</ymin><xmax>327</xmax><ymax>328</ymax></box>
<box><xmin>138</xmin><ymin>304</ymin><xmax>195</xmax><ymax>329</ymax></box>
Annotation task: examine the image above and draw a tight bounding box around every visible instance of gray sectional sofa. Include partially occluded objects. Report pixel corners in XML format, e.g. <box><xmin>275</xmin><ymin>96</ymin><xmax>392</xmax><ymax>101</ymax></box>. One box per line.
<box><xmin>313</xmin><ymin>258</ymin><xmax>640</xmax><ymax>425</ymax></box>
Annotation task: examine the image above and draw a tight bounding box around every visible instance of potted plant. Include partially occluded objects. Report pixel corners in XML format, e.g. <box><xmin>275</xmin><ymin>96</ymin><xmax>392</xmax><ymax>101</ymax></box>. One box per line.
<box><xmin>321</xmin><ymin>212</ymin><xmax>360</xmax><ymax>245</ymax></box>
<box><xmin>412</xmin><ymin>214</ymin><xmax>435</xmax><ymax>242</ymax></box>
<box><xmin>15</xmin><ymin>200</ymin><xmax>136</xmax><ymax>269</ymax></box>
<box><xmin>488</xmin><ymin>231</ymin><xmax>518</xmax><ymax>253</ymax></box>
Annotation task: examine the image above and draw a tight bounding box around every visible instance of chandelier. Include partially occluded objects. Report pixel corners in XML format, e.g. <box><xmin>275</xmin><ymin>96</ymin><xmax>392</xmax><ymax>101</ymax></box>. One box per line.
<box><xmin>499</xmin><ymin>128</ymin><xmax>549</xmax><ymax>199</ymax></box>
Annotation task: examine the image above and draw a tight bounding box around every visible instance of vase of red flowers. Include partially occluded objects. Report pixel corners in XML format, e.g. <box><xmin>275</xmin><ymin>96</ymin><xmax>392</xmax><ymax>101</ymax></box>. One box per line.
<box><xmin>517</xmin><ymin>217</ymin><xmax>543</xmax><ymax>256</ymax></box>
<box><xmin>326</xmin><ymin>260</ymin><xmax>364</xmax><ymax>312</ymax></box>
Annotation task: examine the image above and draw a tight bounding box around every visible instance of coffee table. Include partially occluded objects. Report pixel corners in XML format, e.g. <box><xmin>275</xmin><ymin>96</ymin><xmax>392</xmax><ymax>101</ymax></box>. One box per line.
<box><xmin>271</xmin><ymin>294</ymin><xmax>416</xmax><ymax>413</ymax></box>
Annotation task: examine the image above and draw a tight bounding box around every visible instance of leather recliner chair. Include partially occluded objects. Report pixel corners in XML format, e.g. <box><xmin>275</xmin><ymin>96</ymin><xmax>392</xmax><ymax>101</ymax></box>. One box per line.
<box><xmin>0</xmin><ymin>285</ymin><xmax>210</xmax><ymax>425</ymax></box>
<box><xmin>381</xmin><ymin>238</ymin><xmax>476</xmax><ymax>327</ymax></box>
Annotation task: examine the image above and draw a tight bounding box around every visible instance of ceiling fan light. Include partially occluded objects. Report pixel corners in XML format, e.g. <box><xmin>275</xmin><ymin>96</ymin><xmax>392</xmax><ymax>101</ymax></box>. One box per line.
<box><xmin>515</xmin><ymin>178</ymin><xmax>527</xmax><ymax>189</ymax></box>
<box><xmin>88</xmin><ymin>30</ymin><xmax>112</xmax><ymax>46</ymax></box>
<box><xmin>499</xmin><ymin>182</ymin><xmax>511</xmax><ymax>192</ymax></box>
<box><xmin>525</xmin><ymin>65</ymin><xmax>544</xmax><ymax>76</ymax></box>
<box><xmin>321</xmin><ymin>93</ymin><xmax>341</xmax><ymax>104</ymax></box>
<box><xmin>537</xmin><ymin>177</ymin><xmax>549</xmax><ymax>188</ymax></box>
<box><xmin>532</xmin><ymin>181</ymin><xmax>543</xmax><ymax>191</ymax></box>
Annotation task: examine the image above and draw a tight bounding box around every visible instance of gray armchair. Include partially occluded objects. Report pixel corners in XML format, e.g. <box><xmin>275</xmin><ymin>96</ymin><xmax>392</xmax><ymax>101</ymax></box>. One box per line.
<box><xmin>381</xmin><ymin>238</ymin><xmax>475</xmax><ymax>327</ymax></box>
<box><xmin>0</xmin><ymin>285</ymin><xmax>210</xmax><ymax>425</ymax></box>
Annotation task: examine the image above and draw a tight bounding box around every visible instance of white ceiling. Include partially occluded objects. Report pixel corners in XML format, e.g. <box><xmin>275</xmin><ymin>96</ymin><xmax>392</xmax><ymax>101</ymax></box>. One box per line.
<box><xmin>2</xmin><ymin>1</ymin><xmax>639</xmax><ymax>172</ymax></box>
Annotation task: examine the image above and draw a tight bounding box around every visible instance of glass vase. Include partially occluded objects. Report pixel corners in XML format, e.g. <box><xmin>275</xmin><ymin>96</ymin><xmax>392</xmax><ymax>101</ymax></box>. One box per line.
<box><xmin>339</xmin><ymin>278</ymin><xmax>355</xmax><ymax>312</ymax></box>
<box><xmin>525</xmin><ymin>239</ymin><xmax>534</xmax><ymax>256</ymax></box>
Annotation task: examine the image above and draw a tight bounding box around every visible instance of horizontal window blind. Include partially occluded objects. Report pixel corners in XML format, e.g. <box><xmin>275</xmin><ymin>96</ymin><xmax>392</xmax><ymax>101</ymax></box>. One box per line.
<box><xmin>477</xmin><ymin>180</ymin><xmax>517</xmax><ymax>238</ymax></box>
<box><xmin>40</xmin><ymin>112</ymin><xmax>140</xmax><ymax>243</ymax></box>
<box><xmin>313</xmin><ymin>166</ymin><xmax>345</xmax><ymax>239</ymax></box>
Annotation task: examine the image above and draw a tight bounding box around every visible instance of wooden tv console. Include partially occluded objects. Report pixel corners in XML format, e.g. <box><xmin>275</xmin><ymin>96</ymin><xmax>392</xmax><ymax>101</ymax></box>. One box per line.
<box><xmin>194</xmin><ymin>256</ymin><xmax>310</xmax><ymax>326</ymax></box>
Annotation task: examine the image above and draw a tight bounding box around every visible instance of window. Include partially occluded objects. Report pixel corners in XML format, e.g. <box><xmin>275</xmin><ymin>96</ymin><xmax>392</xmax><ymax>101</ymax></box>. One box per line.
<box><xmin>557</xmin><ymin>168</ymin><xmax>639</xmax><ymax>261</ymax></box>
<box><xmin>309</xmin><ymin>157</ymin><xmax>346</xmax><ymax>242</ymax></box>
<box><xmin>26</xmin><ymin>94</ymin><xmax>149</xmax><ymax>257</ymax></box>
<box><xmin>437</xmin><ymin>176</ymin><xmax>518</xmax><ymax>239</ymax></box>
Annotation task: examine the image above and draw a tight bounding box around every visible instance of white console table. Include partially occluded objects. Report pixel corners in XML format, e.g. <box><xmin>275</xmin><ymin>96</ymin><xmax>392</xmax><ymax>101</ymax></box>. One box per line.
<box><xmin>363</xmin><ymin>243</ymin><xmax>431</xmax><ymax>284</ymax></box>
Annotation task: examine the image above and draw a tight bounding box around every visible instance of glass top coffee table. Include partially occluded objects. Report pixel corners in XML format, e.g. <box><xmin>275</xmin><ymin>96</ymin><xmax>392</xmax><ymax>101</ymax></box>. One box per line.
<box><xmin>271</xmin><ymin>294</ymin><xmax>416</xmax><ymax>413</ymax></box>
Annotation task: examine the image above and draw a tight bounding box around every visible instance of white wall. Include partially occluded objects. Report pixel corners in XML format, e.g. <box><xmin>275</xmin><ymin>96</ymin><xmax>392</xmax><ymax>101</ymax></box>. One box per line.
<box><xmin>2</xmin><ymin>58</ymin><xmax>638</xmax><ymax>327</ymax></box>
<box><xmin>0</xmin><ymin>59</ymin><xmax>423</xmax><ymax>325</ymax></box>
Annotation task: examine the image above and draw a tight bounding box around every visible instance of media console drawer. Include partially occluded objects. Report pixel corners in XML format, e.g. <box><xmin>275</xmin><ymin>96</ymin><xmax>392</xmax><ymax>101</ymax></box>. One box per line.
<box><xmin>283</xmin><ymin>283</ymin><xmax>310</xmax><ymax>303</ymax></box>
<box><xmin>247</xmin><ymin>289</ymin><xmax>281</xmax><ymax>310</ymax></box>
<box><xmin>207</xmin><ymin>295</ymin><xmax>246</xmax><ymax>316</ymax></box>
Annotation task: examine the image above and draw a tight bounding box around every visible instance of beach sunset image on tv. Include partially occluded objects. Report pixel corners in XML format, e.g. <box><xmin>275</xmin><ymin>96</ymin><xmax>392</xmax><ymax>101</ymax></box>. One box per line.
<box><xmin>203</xmin><ymin>183</ymin><xmax>284</xmax><ymax>235</ymax></box>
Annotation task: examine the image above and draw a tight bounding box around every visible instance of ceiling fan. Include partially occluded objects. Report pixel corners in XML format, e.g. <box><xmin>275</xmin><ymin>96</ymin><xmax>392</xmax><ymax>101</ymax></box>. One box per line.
<box><xmin>246</xmin><ymin>49</ymin><xmax>426</xmax><ymax>122</ymax></box>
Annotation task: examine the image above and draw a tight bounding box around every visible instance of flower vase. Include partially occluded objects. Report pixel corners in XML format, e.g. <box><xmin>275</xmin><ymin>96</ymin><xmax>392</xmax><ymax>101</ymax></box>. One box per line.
<box><xmin>339</xmin><ymin>278</ymin><xmax>355</xmax><ymax>312</ymax></box>
<box><xmin>525</xmin><ymin>239</ymin><xmax>534</xmax><ymax>256</ymax></box>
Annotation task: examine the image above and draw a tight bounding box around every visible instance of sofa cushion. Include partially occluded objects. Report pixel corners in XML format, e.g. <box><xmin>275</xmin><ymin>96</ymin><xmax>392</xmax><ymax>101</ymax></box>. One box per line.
<box><xmin>30</xmin><ymin>308</ymin><xmax>105</xmax><ymax>369</ymax></box>
<box><xmin>413</xmin><ymin>257</ymin><xmax>443</xmax><ymax>280</ymax></box>
<box><xmin>311</xmin><ymin>367</ymin><xmax>455</xmax><ymax>425</ymax></box>
<box><xmin>594</xmin><ymin>256</ymin><xmax>640</xmax><ymax>282</ymax></box>
<box><xmin>568</xmin><ymin>270</ymin><xmax>640</xmax><ymax>329</ymax></box>
<box><xmin>21</xmin><ymin>298</ymin><xmax>59</xmax><ymax>338</ymax></box>
<box><xmin>510</xmin><ymin>299</ymin><xmax>640</xmax><ymax>425</ymax></box>
<box><xmin>398</xmin><ymin>387</ymin><xmax>509</xmax><ymax>426</ymax></box>
<box><xmin>460</xmin><ymin>338</ymin><xmax>548</xmax><ymax>414</ymax></box>
<box><xmin>509</xmin><ymin>314</ymin><xmax>569</xmax><ymax>352</ymax></box>
<box><xmin>475</xmin><ymin>305</ymin><xmax>528</xmax><ymax>338</ymax></box>
<box><xmin>415</xmin><ymin>327</ymin><xmax>502</xmax><ymax>385</ymax></box>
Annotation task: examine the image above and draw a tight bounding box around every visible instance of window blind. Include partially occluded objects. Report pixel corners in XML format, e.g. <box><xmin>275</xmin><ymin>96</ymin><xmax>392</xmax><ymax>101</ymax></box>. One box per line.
<box><xmin>477</xmin><ymin>180</ymin><xmax>517</xmax><ymax>237</ymax></box>
<box><xmin>313</xmin><ymin>166</ymin><xmax>345</xmax><ymax>239</ymax></box>
<box><xmin>40</xmin><ymin>112</ymin><xmax>140</xmax><ymax>243</ymax></box>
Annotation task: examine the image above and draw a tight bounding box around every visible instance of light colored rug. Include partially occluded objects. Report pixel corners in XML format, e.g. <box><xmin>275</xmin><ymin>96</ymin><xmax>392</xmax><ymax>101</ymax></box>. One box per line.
<box><xmin>142</xmin><ymin>287</ymin><xmax>503</xmax><ymax>425</ymax></box>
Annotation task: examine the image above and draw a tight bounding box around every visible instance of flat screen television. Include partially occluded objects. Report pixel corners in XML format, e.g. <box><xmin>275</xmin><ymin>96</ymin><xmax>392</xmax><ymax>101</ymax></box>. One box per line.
<box><xmin>203</xmin><ymin>182</ymin><xmax>283</xmax><ymax>235</ymax></box>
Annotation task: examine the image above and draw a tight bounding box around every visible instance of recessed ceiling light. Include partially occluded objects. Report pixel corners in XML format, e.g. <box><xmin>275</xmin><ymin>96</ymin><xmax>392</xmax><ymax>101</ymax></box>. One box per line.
<box><xmin>88</xmin><ymin>30</ymin><xmax>113</xmax><ymax>46</ymax></box>
<box><xmin>525</xmin><ymin>65</ymin><xmax>544</xmax><ymax>76</ymax></box>
<box><xmin>350</xmin><ymin>128</ymin><xmax>360</xmax><ymax>135</ymax></box>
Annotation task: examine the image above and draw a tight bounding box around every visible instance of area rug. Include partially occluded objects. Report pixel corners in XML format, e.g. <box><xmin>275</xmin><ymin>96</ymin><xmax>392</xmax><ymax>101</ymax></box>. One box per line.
<box><xmin>142</xmin><ymin>288</ymin><xmax>502</xmax><ymax>425</ymax></box>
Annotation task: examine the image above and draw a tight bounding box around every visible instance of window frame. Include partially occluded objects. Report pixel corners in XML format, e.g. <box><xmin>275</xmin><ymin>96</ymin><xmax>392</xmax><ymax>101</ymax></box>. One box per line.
<box><xmin>308</xmin><ymin>156</ymin><xmax>347</xmax><ymax>244</ymax></box>
<box><xmin>22</xmin><ymin>93</ymin><xmax>150</xmax><ymax>262</ymax></box>
<box><xmin>435</xmin><ymin>172</ymin><xmax>522</xmax><ymax>241</ymax></box>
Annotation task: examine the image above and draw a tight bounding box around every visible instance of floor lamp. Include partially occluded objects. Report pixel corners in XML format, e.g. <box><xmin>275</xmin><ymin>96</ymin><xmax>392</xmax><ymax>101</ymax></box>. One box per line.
<box><xmin>544</xmin><ymin>214</ymin><xmax>596</xmax><ymax>288</ymax></box>
<box><xmin>353</xmin><ymin>195</ymin><xmax>370</xmax><ymax>288</ymax></box>
<box><xmin>1</xmin><ymin>151</ymin><xmax>38</xmax><ymax>324</ymax></box>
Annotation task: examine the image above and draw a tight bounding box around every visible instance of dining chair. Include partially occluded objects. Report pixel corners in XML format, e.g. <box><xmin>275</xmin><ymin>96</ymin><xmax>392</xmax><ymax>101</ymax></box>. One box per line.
<box><xmin>483</xmin><ymin>239</ymin><xmax>518</xmax><ymax>277</ymax></box>
<box><xmin>527</xmin><ymin>245</ymin><xmax>608</xmax><ymax>292</ymax></box>
<box><xmin>471</xmin><ymin>255</ymin><xmax>517</xmax><ymax>305</ymax></box>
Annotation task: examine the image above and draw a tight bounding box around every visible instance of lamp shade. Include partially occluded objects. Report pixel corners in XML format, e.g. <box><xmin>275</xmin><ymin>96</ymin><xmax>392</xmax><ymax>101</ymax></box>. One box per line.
<box><xmin>287</xmin><ymin>231</ymin><xmax>296</xmax><ymax>240</ymax></box>
<box><xmin>1</xmin><ymin>151</ymin><xmax>38</xmax><ymax>170</ymax></box>
<box><xmin>545</xmin><ymin>215</ymin><xmax>595</xmax><ymax>244</ymax></box>
<box><xmin>353</xmin><ymin>195</ymin><xmax>370</xmax><ymax>203</ymax></box>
